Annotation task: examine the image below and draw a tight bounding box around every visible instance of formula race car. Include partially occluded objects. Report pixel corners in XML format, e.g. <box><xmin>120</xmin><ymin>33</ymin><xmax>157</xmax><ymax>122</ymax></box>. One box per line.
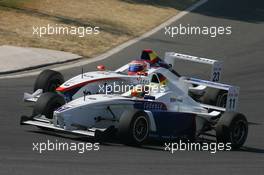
<box><xmin>21</xmin><ymin>50</ymin><xmax>248</xmax><ymax>148</ymax></box>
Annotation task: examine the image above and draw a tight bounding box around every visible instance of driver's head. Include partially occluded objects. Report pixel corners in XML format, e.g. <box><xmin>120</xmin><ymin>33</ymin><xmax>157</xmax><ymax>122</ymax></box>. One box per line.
<box><xmin>141</xmin><ymin>49</ymin><xmax>160</xmax><ymax>64</ymax></box>
<box><xmin>128</xmin><ymin>60</ymin><xmax>147</xmax><ymax>75</ymax></box>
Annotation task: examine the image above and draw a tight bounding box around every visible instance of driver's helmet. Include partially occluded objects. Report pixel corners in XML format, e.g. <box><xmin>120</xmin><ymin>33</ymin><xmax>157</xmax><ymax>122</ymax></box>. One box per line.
<box><xmin>140</xmin><ymin>49</ymin><xmax>160</xmax><ymax>64</ymax></box>
<box><xmin>140</xmin><ymin>49</ymin><xmax>171</xmax><ymax>69</ymax></box>
<box><xmin>128</xmin><ymin>60</ymin><xmax>147</xmax><ymax>75</ymax></box>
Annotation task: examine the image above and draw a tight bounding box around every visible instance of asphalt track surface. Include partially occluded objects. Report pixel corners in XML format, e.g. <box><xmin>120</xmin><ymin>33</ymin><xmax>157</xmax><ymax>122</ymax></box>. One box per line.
<box><xmin>0</xmin><ymin>0</ymin><xmax>264</xmax><ymax>174</ymax></box>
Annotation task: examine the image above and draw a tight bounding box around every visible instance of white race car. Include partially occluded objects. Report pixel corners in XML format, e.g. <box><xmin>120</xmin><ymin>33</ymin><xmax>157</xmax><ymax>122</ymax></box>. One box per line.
<box><xmin>21</xmin><ymin>50</ymin><xmax>248</xmax><ymax>148</ymax></box>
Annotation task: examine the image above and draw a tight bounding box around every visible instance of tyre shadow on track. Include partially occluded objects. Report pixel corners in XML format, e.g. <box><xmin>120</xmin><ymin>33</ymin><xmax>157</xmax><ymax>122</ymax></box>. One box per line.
<box><xmin>27</xmin><ymin>129</ymin><xmax>264</xmax><ymax>154</ymax></box>
<box><xmin>236</xmin><ymin>147</ymin><xmax>264</xmax><ymax>154</ymax></box>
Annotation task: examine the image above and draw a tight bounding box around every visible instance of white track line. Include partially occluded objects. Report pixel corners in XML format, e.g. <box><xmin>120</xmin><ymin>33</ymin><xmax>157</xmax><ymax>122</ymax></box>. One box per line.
<box><xmin>0</xmin><ymin>0</ymin><xmax>208</xmax><ymax>80</ymax></box>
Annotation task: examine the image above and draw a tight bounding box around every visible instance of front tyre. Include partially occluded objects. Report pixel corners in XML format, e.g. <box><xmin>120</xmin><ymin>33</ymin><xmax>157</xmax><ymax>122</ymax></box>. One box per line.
<box><xmin>216</xmin><ymin>112</ymin><xmax>248</xmax><ymax>149</ymax></box>
<box><xmin>33</xmin><ymin>92</ymin><xmax>66</xmax><ymax>119</ymax></box>
<box><xmin>118</xmin><ymin>111</ymin><xmax>149</xmax><ymax>146</ymax></box>
<box><xmin>34</xmin><ymin>69</ymin><xmax>64</xmax><ymax>93</ymax></box>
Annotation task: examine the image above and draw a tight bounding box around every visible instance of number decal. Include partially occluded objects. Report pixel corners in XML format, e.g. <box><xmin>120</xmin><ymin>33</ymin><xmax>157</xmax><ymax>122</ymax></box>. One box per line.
<box><xmin>229</xmin><ymin>98</ymin><xmax>236</xmax><ymax>110</ymax></box>
<box><xmin>212</xmin><ymin>72</ymin><xmax>220</xmax><ymax>82</ymax></box>
<box><xmin>226</xmin><ymin>86</ymin><xmax>239</xmax><ymax>112</ymax></box>
<box><xmin>211</xmin><ymin>61</ymin><xmax>223</xmax><ymax>82</ymax></box>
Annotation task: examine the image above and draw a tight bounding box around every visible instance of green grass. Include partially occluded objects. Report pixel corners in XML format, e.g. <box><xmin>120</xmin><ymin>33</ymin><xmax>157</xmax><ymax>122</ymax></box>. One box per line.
<box><xmin>0</xmin><ymin>0</ymin><xmax>31</xmax><ymax>8</ymax></box>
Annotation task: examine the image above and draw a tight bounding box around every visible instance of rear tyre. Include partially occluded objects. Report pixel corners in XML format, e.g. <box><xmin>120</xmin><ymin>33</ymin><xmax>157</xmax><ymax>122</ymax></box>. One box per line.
<box><xmin>216</xmin><ymin>112</ymin><xmax>248</xmax><ymax>149</ymax></box>
<box><xmin>118</xmin><ymin>111</ymin><xmax>149</xmax><ymax>146</ymax></box>
<box><xmin>200</xmin><ymin>88</ymin><xmax>227</xmax><ymax>107</ymax></box>
<box><xmin>33</xmin><ymin>92</ymin><xmax>66</xmax><ymax>119</ymax></box>
<box><xmin>34</xmin><ymin>69</ymin><xmax>64</xmax><ymax>92</ymax></box>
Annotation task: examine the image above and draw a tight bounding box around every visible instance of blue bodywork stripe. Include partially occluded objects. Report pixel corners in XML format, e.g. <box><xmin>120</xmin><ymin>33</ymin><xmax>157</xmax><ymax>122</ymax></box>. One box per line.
<box><xmin>151</xmin><ymin>111</ymin><xmax>196</xmax><ymax>139</ymax></box>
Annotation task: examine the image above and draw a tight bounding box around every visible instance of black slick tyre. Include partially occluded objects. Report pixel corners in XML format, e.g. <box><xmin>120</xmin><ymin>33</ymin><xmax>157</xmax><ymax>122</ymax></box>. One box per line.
<box><xmin>33</xmin><ymin>92</ymin><xmax>66</xmax><ymax>119</ymax></box>
<box><xmin>216</xmin><ymin>112</ymin><xmax>248</xmax><ymax>149</ymax></box>
<box><xmin>34</xmin><ymin>69</ymin><xmax>64</xmax><ymax>92</ymax></box>
<box><xmin>118</xmin><ymin>110</ymin><xmax>150</xmax><ymax>146</ymax></box>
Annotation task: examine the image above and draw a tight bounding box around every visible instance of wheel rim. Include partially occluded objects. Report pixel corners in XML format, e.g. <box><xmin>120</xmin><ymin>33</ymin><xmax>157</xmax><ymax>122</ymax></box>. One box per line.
<box><xmin>231</xmin><ymin>120</ymin><xmax>247</xmax><ymax>145</ymax></box>
<box><xmin>133</xmin><ymin>116</ymin><xmax>148</xmax><ymax>142</ymax></box>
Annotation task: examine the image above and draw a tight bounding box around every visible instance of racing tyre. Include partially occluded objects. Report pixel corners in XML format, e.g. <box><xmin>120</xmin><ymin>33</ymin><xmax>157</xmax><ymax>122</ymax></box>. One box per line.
<box><xmin>118</xmin><ymin>111</ymin><xmax>149</xmax><ymax>146</ymax></box>
<box><xmin>34</xmin><ymin>69</ymin><xmax>64</xmax><ymax>92</ymax></box>
<box><xmin>200</xmin><ymin>88</ymin><xmax>227</xmax><ymax>107</ymax></box>
<box><xmin>216</xmin><ymin>112</ymin><xmax>248</xmax><ymax>149</ymax></box>
<box><xmin>33</xmin><ymin>92</ymin><xmax>66</xmax><ymax>119</ymax></box>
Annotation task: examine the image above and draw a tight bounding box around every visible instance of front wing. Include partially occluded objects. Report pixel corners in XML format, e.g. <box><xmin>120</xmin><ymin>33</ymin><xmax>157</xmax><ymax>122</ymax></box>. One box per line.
<box><xmin>20</xmin><ymin>116</ymin><xmax>112</xmax><ymax>138</ymax></box>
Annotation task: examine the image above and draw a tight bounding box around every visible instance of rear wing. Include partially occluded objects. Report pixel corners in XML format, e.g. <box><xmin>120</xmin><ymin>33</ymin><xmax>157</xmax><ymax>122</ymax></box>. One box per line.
<box><xmin>184</xmin><ymin>77</ymin><xmax>240</xmax><ymax>112</ymax></box>
<box><xmin>164</xmin><ymin>52</ymin><xmax>223</xmax><ymax>82</ymax></box>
